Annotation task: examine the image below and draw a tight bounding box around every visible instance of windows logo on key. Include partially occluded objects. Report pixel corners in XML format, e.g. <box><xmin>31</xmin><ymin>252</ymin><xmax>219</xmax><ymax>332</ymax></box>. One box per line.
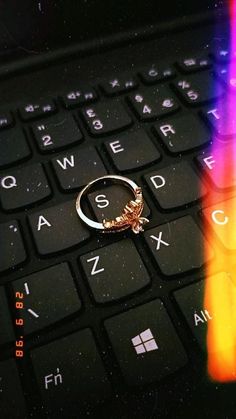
<box><xmin>131</xmin><ymin>328</ymin><xmax>158</xmax><ymax>355</ymax></box>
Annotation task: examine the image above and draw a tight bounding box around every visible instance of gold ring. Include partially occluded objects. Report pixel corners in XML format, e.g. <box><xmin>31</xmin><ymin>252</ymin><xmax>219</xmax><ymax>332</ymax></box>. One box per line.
<box><xmin>76</xmin><ymin>175</ymin><xmax>149</xmax><ymax>234</ymax></box>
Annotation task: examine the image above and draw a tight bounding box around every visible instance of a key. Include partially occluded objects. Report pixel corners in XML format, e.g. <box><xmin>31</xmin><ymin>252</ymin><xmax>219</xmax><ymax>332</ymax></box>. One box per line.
<box><xmin>12</xmin><ymin>263</ymin><xmax>81</xmax><ymax>334</ymax></box>
<box><xmin>101</xmin><ymin>76</ymin><xmax>137</xmax><ymax>96</ymax></box>
<box><xmin>28</xmin><ymin>200</ymin><xmax>90</xmax><ymax>255</ymax></box>
<box><xmin>139</xmin><ymin>64</ymin><xmax>175</xmax><ymax>84</ymax></box>
<box><xmin>0</xmin><ymin>221</ymin><xmax>26</xmax><ymax>272</ymax></box>
<box><xmin>104</xmin><ymin>299</ymin><xmax>187</xmax><ymax>385</ymax></box>
<box><xmin>144</xmin><ymin>216</ymin><xmax>213</xmax><ymax>276</ymax></box>
<box><xmin>173</xmin><ymin>72</ymin><xmax>224</xmax><ymax>105</ymax></box>
<box><xmin>203</xmin><ymin>197</ymin><xmax>236</xmax><ymax>250</ymax></box>
<box><xmin>81</xmin><ymin>102</ymin><xmax>132</xmax><ymax>136</ymax></box>
<box><xmin>61</xmin><ymin>87</ymin><xmax>97</xmax><ymax>109</ymax></box>
<box><xmin>0</xmin><ymin>128</ymin><xmax>31</xmax><ymax>168</ymax></box>
<box><xmin>174</xmin><ymin>272</ymin><xmax>236</xmax><ymax>352</ymax></box>
<box><xmin>104</xmin><ymin>129</ymin><xmax>161</xmax><ymax>171</ymax></box>
<box><xmin>196</xmin><ymin>145</ymin><xmax>236</xmax><ymax>189</ymax></box>
<box><xmin>52</xmin><ymin>147</ymin><xmax>107</xmax><ymax>191</ymax></box>
<box><xmin>128</xmin><ymin>86</ymin><xmax>179</xmax><ymax>121</ymax></box>
<box><xmin>0</xmin><ymin>163</ymin><xmax>51</xmax><ymax>210</ymax></box>
<box><xmin>0</xmin><ymin>288</ymin><xmax>15</xmax><ymax>344</ymax></box>
<box><xmin>202</xmin><ymin>104</ymin><xmax>236</xmax><ymax>139</ymax></box>
<box><xmin>80</xmin><ymin>239</ymin><xmax>150</xmax><ymax>303</ymax></box>
<box><xmin>32</xmin><ymin>113</ymin><xmax>83</xmax><ymax>152</ymax></box>
<box><xmin>19</xmin><ymin>100</ymin><xmax>56</xmax><ymax>121</ymax></box>
<box><xmin>177</xmin><ymin>56</ymin><xmax>211</xmax><ymax>73</ymax></box>
<box><xmin>144</xmin><ymin>161</ymin><xmax>207</xmax><ymax>210</ymax></box>
<box><xmin>0</xmin><ymin>359</ymin><xmax>27</xmax><ymax>418</ymax></box>
<box><xmin>31</xmin><ymin>329</ymin><xmax>111</xmax><ymax>413</ymax></box>
<box><xmin>154</xmin><ymin>114</ymin><xmax>211</xmax><ymax>153</ymax></box>
<box><xmin>88</xmin><ymin>184</ymin><xmax>150</xmax><ymax>221</ymax></box>
<box><xmin>0</xmin><ymin>111</ymin><xmax>14</xmax><ymax>129</ymax></box>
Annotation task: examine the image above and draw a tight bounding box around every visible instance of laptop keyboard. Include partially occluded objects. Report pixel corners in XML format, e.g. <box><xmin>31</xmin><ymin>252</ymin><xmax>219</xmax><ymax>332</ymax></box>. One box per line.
<box><xmin>0</xmin><ymin>48</ymin><xmax>234</xmax><ymax>417</ymax></box>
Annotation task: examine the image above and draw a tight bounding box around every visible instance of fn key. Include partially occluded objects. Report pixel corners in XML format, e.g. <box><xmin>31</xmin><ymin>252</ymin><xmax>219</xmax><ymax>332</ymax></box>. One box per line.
<box><xmin>31</xmin><ymin>329</ymin><xmax>111</xmax><ymax>414</ymax></box>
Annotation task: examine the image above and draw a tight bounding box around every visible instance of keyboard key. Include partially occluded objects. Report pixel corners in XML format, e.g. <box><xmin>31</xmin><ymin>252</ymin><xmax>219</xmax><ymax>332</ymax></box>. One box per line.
<box><xmin>88</xmin><ymin>184</ymin><xmax>150</xmax><ymax>221</ymax></box>
<box><xmin>0</xmin><ymin>163</ymin><xmax>51</xmax><ymax>210</ymax></box>
<box><xmin>32</xmin><ymin>113</ymin><xmax>83</xmax><ymax>152</ymax></box>
<box><xmin>0</xmin><ymin>111</ymin><xmax>14</xmax><ymax>129</ymax></box>
<box><xmin>0</xmin><ymin>128</ymin><xmax>30</xmax><ymax>168</ymax></box>
<box><xmin>28</xmin><ymin>200</ymin><xmax>90</xmax><ymax>255</ymax></box>
<box><xmin>101</xmin><ymin>76</ymin><xmax>137</xmax><ymax>96</ymax></box>
<box><xmin>104</xmin><ymin>129</ymin><xmax>161</xmax><ymax>171</ymax></box>
<box><xmin>128</xmin><ymin>86</ymin><xmax>179</xmax><ymax>121</ymax></box>
<box><xmin>81</xmin><ymin>102</ymin><xmax>132</xmax><ymax>136</ymax></box>
<box><xmin>214</xmin><ymin>66</ymin><xmax>236</xmax><ymax>92</ymax></box>
<box><xmin>0</xmin><ymin>221</ymin><xmax>26</xmax><ymax>272</ymax></box>
<box><xmin>0</xmin><ymin>288</ymin><xmax>15</xmax><ymax>344</ymax></box>
<box><xmin>104</xmin><ymin>299</ymin><xmax>187</xmax><ymax>385</ymax></box>
<box><xmin>177</xmin><ymin>56</ymin><xmax>211</xmax><ymax>73</ymax></box>
<box><xmin>12</xmin><ymin>263</ymin><xmax>81</xmax><ymax>334</ymax></box>
<box><xmin>211</xmin><ymin>48</ymin><xmax>232</xmax><ymax>63</ymax></box>
<box><xmin>174</xmin><ymin>279</ymin><xmax>210</xmax><ymax>352</ymax></box>
<box><xmin>173</xmin><ymin>72</ymin><xmax>224</xmax><ymax>105</ymax></box>
<box><xmin>144</xmin><ymin>161</ymin><xmax>206</xmax><ymax>210</ymax></box>
<box><xmin>80</xmin><ymin>239</ymin><xmax>150</xmax><ymax>303</ymax></box>
<box><xmin>31</xmin><ymin>329</ymin><xmax>111</xmax><ymax>413</ymax></box>
<box><xmin>61</xmin><ymin>87</ymin><xmax>97</xmax><ymax>109</ymax></box>
<box><xmin>0</xmin><ymin>359</ymin><xmax>27</xmax><ymax>418</ymax></box>
<box><xmin>139</xmin><ymin>64</ymin><xmax>175</xmax><ymax>84</ymax></box>
<box><xmin>197</xmin><ymin>145</ymin><xmax>236</xmax><ymax>189</ymax></box>
<box><xmin>174</xmin><ymin>272</ymin><xmax>236</xmax><ymax>352</ymax></box>
<box><xmin>202</xmin><ymin>104</ymin><xmax>236</xmax><ymax>139</ymax></box>
<box><xmin>154</xmin><ymin>114</ymin><xmax>211</xmax><ymax>153</ymax></box>
<box><xmin>52</xmin><ymin>147</ymin><xmax>107</xmax><ymax>191</ymax></box>
<box><xmin>144</xmin><ymin>216</ymin><xmax>213</xmax><ymax>276</ymax></box>
<box><xmin>19</xmin><ymin>100</ymin><xmax>56</xmax><ymax>121</ymax></box>
<box><xmin>203</xmin><ymin>197</ymin><xmax>236</xmax><ymax>250</ymax></box>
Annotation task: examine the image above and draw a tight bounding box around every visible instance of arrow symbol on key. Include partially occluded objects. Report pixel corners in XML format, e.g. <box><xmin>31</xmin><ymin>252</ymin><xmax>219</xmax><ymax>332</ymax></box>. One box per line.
<box><xmin>27</xmin><ymin>308</ymin><xmax>39</xmax><ymax>318</ymax></box>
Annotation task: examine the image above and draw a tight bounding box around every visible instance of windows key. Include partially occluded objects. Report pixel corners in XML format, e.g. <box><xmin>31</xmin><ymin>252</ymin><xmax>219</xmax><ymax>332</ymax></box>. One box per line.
<box><xmin>105</xmin><ymin>299</ymin><xmax>187</xmax><ymax>386</ymax></box>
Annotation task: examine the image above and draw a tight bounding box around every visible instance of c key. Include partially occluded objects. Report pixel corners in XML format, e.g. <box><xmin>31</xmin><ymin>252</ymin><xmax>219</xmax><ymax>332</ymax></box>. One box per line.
<box><xmin>204</xmin><ymin>197</ymin><xmax>236</xmax><ymax>250</ymax></box>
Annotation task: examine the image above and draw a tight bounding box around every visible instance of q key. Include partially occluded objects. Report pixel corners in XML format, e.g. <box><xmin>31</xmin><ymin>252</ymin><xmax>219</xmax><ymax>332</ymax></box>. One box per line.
<box><xmin>0</xmin><ymin>163</ymin><xmax>51</xmax><ymax>210</ymax></box>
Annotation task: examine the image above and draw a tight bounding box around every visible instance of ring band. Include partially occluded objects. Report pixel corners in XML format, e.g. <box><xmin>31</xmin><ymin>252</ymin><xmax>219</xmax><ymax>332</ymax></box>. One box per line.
<box><xmin>76</xmin><ymin>175</ymin><xmax>149</xmax><ymax>234</ymax></box>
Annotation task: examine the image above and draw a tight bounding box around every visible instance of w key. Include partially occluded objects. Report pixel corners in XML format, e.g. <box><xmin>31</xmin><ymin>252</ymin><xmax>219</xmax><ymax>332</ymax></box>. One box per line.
<box><xmin>52</xmin><ymin>147</ymin><xmax>107</xmax><ymax>190</ymax></box>
<box><xmin>0</xmin><ymin>163</ymin><xmax>51</xmax><ymax>210</ymax></box>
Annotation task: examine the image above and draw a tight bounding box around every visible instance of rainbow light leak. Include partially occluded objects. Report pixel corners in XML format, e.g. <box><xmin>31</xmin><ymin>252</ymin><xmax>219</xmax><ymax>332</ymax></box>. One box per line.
<box><xmin>204</xmin><ymin>0</ymin><xmax>236</xmax><ymax>382</ymax></box>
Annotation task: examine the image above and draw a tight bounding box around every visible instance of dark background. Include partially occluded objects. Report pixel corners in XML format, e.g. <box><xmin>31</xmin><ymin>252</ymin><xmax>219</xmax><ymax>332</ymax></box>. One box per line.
<box><xmin>0</xmin><ymin>1</ymin><xmax>227</xmax><ymax>54</ymax></box>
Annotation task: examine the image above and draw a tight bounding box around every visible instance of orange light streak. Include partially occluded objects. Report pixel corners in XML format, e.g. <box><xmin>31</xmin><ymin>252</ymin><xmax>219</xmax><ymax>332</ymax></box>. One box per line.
<box><xmin>204</xmin><ymin>0</ymin><xmax>236</xmax><ymax>382</ymax></box>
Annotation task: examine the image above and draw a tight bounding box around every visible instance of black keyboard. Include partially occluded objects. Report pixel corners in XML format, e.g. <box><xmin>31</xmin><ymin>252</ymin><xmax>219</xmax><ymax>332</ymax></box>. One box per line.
<box><xmin>1</xmin><ymin>36</ymin><xmax>236</xmax><ymax>419</ymax></box>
